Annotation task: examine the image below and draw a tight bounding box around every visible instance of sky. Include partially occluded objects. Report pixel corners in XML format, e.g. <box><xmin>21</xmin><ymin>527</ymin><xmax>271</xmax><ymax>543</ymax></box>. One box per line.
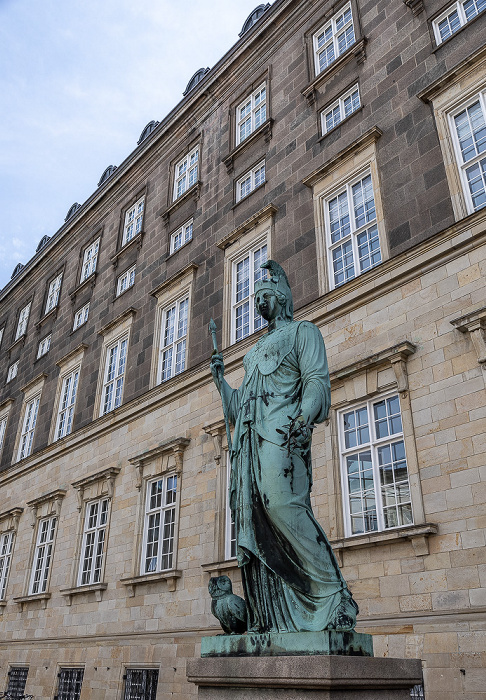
<box><xmin>0</xmin><ymin>0</ymin><xmax>271</xmax><ymax>290</ymax></box>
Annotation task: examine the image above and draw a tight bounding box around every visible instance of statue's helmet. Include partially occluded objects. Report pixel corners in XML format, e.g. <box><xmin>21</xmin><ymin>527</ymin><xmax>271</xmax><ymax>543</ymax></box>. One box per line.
<box><xmin>254</xmin><ymin>260</ymin><xmax>293</xmax><ymax>321</ymax></box>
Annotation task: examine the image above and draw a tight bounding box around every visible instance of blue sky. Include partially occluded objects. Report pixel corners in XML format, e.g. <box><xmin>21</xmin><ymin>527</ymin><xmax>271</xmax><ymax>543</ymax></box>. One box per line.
<box><xmin>0</xmin><ymin>0</ymin><xmax>269</xmax><ymax>290</ymax></box>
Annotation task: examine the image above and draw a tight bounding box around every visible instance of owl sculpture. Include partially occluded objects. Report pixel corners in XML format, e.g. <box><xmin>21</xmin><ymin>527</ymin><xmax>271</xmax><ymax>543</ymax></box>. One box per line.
<box><xmin>208</xmin><ymin>575</ymin><xmax>247</xmax><ymax>635</ymax></box>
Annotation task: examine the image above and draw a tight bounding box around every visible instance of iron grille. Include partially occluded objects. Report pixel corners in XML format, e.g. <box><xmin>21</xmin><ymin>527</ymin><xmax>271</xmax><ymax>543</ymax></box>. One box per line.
<box><xmin>6</xmin><ymin>667</ymin><xmax>28</xmax><ymax>698</ymax></box>
<box><xmin>56</xmin><ymin>668</ymin><xmax>84</xmax><ymax>700</ymax></box>
<box><xmin>411</xmin><ymin>684</ymin><xmax>425</xmax><ymax>699</ymax></box>
<box><xmin>124</xmin><ymin>669</ymin><xmax>159</xmax><ymax>700</ymax></box>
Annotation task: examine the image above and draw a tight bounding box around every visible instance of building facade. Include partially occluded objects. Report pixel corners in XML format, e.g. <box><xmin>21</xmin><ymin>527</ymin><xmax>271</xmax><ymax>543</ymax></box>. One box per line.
<box><xmin>0</xmin><ymin>1</ymin><xmax>485</xmax><ymax>698</ymax></box>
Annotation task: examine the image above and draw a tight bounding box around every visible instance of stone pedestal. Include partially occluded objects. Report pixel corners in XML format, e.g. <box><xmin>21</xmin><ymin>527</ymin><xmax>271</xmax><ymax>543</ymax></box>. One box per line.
<box><xmin>187</xmin><ymin>655</ymin><xmax>424</xmax><ymax>700</ymax></box>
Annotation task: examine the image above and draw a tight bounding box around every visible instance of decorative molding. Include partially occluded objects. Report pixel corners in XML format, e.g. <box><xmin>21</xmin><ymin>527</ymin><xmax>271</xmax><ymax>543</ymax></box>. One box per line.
<box><xmin>120</xmin><ymin>569</ymin><xmax>182</xmax><ymax>596</ymax></box>
<box><xmin>150</xmin><ymin>263</ymin><xmax>199</xmax><ymax>299</ymax></box>
<box><xmin>201</xmin><ymin>559</ymin><xmax>238</xmax><ymax>578</ymax></box>
<box><xmin>0</xmin><ymin>507</ymin><xmax>23</xmax><ymax>533</ymax></box>
<box><xmin>203</xmin><ymin>419</ymin><xmax>226</xmax><ymax>466</ymax></box>
<box><xmin>137</xmin><ymin>120</ymin><xmax>160</xmax><ymax>145</ymax></box>
<box><xmin>403</xmin><ymin>0</ymin><xmax>424</xmax><ymax>15</ymax></box>
<box><xmin>20</xmin><ymin>373</ymin><xmax>48</xmax><ymax>396</ymax></box>
<box><xmin>7</xmin><ymin>334</ymin><xmax>26</xmax><ymax>357</ymax></box>
<box><xmin>222</xmin><ymin>119</ymin><xmax>274</xmax><ymax>173</ymax></box>
<box><xmin>451</xmin><ymin>306</ymin><xmax>486</xmax><ymax>365</ymax></box>
<box><xmin>60</xmin><ymin>582</ymin><xmax>108</xmax><ymax>606</ymax></box>
<box><xmin>217</xmin><ymin>204</ymin><xmax>277</xmax><ymax>249</ymax></box>
<box><xmin>98</xmin><ymin>308</ymin><xmax>137</xmax><ymax>336</ymax></box>
<box><xmin>330</xmin><ymin>341</ymin><xmax>416</xmax><ymax>393</ymax></box>
<box><xmin>183</xmin><ymin>67</ymin><xmax>210</xmax><ymax>96</ymax></box>
<box><xmin>72</xmin><ymin>466</ymin><xmax>121</xmax><ymax>511</ymax></box>
<box><xmin>303</xmin><ymin>127</ymin><xmax>382</xmax><ymax>188</ymax></box>
<box><xmin>56</xmin><ymin>344</ymin><xmax>88</xmax><ymax>369</ymax></box>
<box><xmin>13</xmin><ymin>592</ymin><xmax>51</xmax><ymax>611</ymax></box>
<box><xmin>110</xmin><ymin>231</ymin><xmax>144</xmax><ymax>267</ymax></box>
<box><xmin>239</xmin><ymin>4</ymin><xmax>270</xmax><ymax>37</ymax></box>
<box><xmin>129</xmin><ymin>436</ymin><xmax>190</xmax><ymax>490</ymax></box>
<box><xmin>26</xmin><ymin>488</ymin><xmax>67</xmax><ymax>527</ymax></box>
<box><xmin>35</xmin><ymin>306</ymin><xmax>58</xmax><ymax>331</ymax></box>
<box><xmin>160</xmin><ymin>182</ymin><xmax>201</xmax><ymax>228</ymax></box>
<box><xmin>418</xmin><ymin>44</ymin><xmax>486</xmax><ymax>102</ymax></box>
<box><xmin>301</xmin><ymin>38</ymin><xmax>367</xmax><ymax>106</ymax></box>
<box><xmin>0</xmin><ymin>397</ymin><xmax>15</xmax><ymax>412</ymax></box>
<box><xmin>69</xmin><ymin>272</ymin><xmax>97</xmax><ymax>304</ymax></box>
<box><xmin>330</xmin><ymin>523</ymin><xmax>438</xmax><ymax>567</ymax></box>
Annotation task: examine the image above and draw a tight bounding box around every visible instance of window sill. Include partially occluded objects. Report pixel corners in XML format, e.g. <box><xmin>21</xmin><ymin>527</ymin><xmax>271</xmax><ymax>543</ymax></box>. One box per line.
<box><xmin>201</xmin><ymin>559</ymin><xmax>238</xmax><ymax>578</ymax></box>
<box><xmin>13</xmin><ymin>592</ymin><xmax>51</xmax><ymax>611</ymax></box>
<box><xmin>302</xmin><ymin>38</ymin><xmax>367</xmax><ymax>106</ymax></box>
<box><xmin>110</xmin><ymin>231</ymin><xmax>144</xmax><ymax>265</ymax></box>
<box><xmin>36</xmin><ymin>306</ymin><xmax>58</xmax><ymax>330</ymax></box>
<box><xmin>161</xmin><ymin>182</ymin><xmax>201</xmax><ymax>226</ymax></box>
<box><xmin>222</xmin><ymin>118</ymin><xmax>274</xmax><ymax>173</ymax></box>
<box><xmin>232</xmin><ymin>181</ymin><xmax>266</xmax><ymax>210</ymax></box>
<box><xmin>330</xmin><ymin>523</ymin><xmax>438</xmax><ymax>566</ymax></box>
<box><xmin>121</xmin><ymin>569</ymin><xmax>182</xmax><ymax>595</ymax></box>
<box><xmin>0</xmin><ymin>600</ymin><xmax>6</xmax><ymax>610</ymax></box>
<box><xmin>60</xmin><ymin>582</ymin><xmax>107</xmax><ymax>606</ymax></box>
<box><xmin>69</xmin><ymin>272</ymin><xmax>97</xmax><ymax>302</ymax></box>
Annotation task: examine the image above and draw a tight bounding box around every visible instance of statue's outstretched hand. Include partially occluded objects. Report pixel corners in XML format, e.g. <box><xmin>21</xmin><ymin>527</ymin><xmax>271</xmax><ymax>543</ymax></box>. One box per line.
<box><xmin>210</xmin><ymin>352</ymin><xmax>225</xmax><ymax>387</ymax></box>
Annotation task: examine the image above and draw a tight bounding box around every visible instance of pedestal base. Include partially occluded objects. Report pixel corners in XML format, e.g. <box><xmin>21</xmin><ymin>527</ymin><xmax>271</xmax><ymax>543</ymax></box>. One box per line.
<box><xmin>187</xmin><ymin>655</ymin><xmax>423</xmax><ymax>700</ymax></box>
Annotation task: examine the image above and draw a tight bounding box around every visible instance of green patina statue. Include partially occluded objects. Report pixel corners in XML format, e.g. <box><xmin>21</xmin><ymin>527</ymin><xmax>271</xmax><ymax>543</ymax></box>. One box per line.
<box><xmin>210</xmin><ymin>260</ymin><xmax>358</xmax><ymax>634</ymax></box>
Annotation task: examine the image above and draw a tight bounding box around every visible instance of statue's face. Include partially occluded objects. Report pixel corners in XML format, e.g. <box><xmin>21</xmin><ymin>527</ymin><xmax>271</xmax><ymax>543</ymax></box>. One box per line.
<box><xmin>255</xmin><ymin>290</ymin><xmax>280</xmax><ymax>321</ymax></box>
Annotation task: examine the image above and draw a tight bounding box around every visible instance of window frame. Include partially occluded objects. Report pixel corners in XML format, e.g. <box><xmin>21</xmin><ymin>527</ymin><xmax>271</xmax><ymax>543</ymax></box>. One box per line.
<box><xmin>312</xmin><ymin>2</ymin><xmax>356</xmax><ymax>77</ymax></box>
<box><xmin>100</xmin><ymin>334</ymin><xmax>129</xmax><ymax>416</ymax></box>
<box><xmin>77</xmin><ymin>497</ymin><xmax>110</xmax><ymax>587</ymax></box>
<box><xmin>73</xmin><ymin>303</ymin><xmax>90</xmax><ymax>331</ymax></box>
<box><xmin>169</xmin><ymin>218</ymin><xmax>193</xmax><ymax>254</ymax></box>
<box><xmin>122</xmin><ymin>196</ymin><xmax>145</xmax><ymax>247</ymax></box>
<box><xmin>6</xmin><ymin>667</ymin><xmax>29</xmax><ymax>698</ymax></box>
<box><xmin>15</xmin><ymin>302</ymin><xmax>31</xmax><ymax>341</ymax></box>
<box><xmin>140</xmin><ymin>474</ymin><xmax>180</xmax><ymax>575</ymax></box>
<box><xmin>37</xmin><ymin>334</ymin><xmax>51</xmax><ymax>359</ymax></box>
<box><xmin>44</xmin><ymin>272</ymin><xmax>63</xmax><ymax>314</ymax></box>
<box><xmin>235</xmin><ymin>160</ymin><xmax>266</xmax><ymax>203</ymax></box>
<box><xmin>17</xmin><ymin>396</ymin><xmax>40</xmax><ymax>462</ymax></box>
<box><xmin>54</xmin><ymin>366</ymin><xmax>80</xmax><ymax>440</ymax></box>
<box><xmin>28</xmin><ymin>515</ymin><xmax>57</xmax><ymax>595</ymax></box>
<box><xmin>157</xmin><ymin>295</ymin><xmax>189</xmax><ymax>384</ymax></box>
<box><xmin>236</xmin><ymin>83</ymin><xmax>267</xmax><ymax>146</ymax></box>
<box><xmin>0</xmin><ymin>530</ymin><xmax>14</xmax><ymax>601</ymax></box>
<box><xmin>80</xmin><ymin>238</ymin><xmax>100</xmax><ymax>283</ymax></box>
<box><xmin>225</xmin><ymin>453</ymin><xmax>236</xmax><ymax>560</ymax></box>
<box><xmin>432</xmin><ymin>0</ymin><xmax>486</xmax><ymax>45</ymax></box>
<box><xmin>173</xmin><ymin>146</ymin><xmax>199</xmax><ymax>201</ymax></box>
<box><xmin>123</xmin><ymin>668</ymin><xmax>159</xmax><ymax>700</ymax></box>
<box><xmin>6</xmin><ymin>361</ymin><xmax>19</xmax><ymax>383</ymax></box>
<box><xmin>231</xmin><ymin>239</ymin><xmax>268</xmax><ymax>344</ymax></box>
<box><xmin>116</xmin><ymin>265</ymin><xmax>136</xmax><ymax>297</ymax></box>
<box><xmin>56</xmin><ymin>667</ymin><xmax>84</xmax><ymax>700</ymax></box>
<box><xmin>321</xmin><ymin>83</ymin><xmax>361</xmax><ymax>136</ymax></box>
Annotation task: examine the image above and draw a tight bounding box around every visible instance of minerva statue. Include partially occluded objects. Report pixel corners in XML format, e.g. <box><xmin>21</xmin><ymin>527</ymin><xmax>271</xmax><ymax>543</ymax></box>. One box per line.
<box><xmin>210</xmin><ymin>260</ymin><xmax>358</xmax><ymax>634</ymax></box>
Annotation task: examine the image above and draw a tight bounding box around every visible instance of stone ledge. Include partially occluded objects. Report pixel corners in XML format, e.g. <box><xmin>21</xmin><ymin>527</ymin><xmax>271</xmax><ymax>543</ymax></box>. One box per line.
<box><xmin>201</xmin><ymin>559</ymin><xmax>238</xmax><ymax>578</ymax></box>
<box><xmin>120</xmin><ymin>569</ymin><xmax>182</xmax><ymax>595</ymax></box>
<box><xmin>13</xmin><ymin>592</ymin><xmax>51</xmax><ymax>611</ymax></box>
<box><xmin>60</xmin><ymin>582</ymin><xmax>107</xmax><ymax>606</ymax></box>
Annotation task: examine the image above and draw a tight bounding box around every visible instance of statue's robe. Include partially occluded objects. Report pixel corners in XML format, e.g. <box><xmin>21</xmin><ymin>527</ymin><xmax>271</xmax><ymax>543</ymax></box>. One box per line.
<box><xmin>226</xmin><ymin>320</ymin><xmax>352</xmax><ymax>632</ymax></box>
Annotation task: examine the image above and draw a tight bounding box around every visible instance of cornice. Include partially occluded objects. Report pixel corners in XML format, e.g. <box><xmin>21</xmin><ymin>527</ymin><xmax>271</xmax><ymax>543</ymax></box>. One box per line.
<box><xmin>56</xmin><ymin>344</ymin><xmax>88</xmax><ymax>368</ymax></box>
<box><xmin>98</xmin><ymin>307</ymin><xmax>137</xmax><ymax>336</ymax></box>
<box><xmin>418</xmin><ymin>44</ymin><xmax>486</xmax><ymax>102</ymax></box>
<box><xmin>150</xmin><ymin>263</ymin><xmax>198</xmax><ymax>298</ymax></box>
<box><xmin>20</xmin><ymin>372</ymin><xmax>47</xmax><ymax>395</ymax></box>
<box><xmin>217</xmin><ymin>204</ymin><xmax>277</xmax><ymax>249</ymax></box>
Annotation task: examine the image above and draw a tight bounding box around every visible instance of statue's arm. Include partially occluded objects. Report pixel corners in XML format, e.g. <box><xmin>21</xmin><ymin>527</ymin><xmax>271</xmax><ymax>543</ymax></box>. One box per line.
<box><xmin>297</xmin><ymin>322</ymin><xmax>331</xmax><ymax>425</ymax></box>
<box><xmin>210</xmin><ymin>353</ymin><xmax>241</xmax><ymax>425</ymax></box>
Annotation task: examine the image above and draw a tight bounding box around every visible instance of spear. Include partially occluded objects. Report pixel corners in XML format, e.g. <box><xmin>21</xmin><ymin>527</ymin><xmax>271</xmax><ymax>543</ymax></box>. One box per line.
<box><xmin>209</xmin><ymin>318</ymin><xmax>232</xmax><ymax>453</ymax></box>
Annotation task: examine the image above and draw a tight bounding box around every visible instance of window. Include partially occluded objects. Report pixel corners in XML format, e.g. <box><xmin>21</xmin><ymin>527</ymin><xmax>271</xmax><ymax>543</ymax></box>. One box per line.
<box><xmin>123</xmin><ymin>669</ymin><xmax>159</xmax><ymax>700</ymax></box>
<box><xmin>0</xmin><ymin>327</ymin><xmax>4</xmax><ymax>348</ymax></box>
<box><xmin>101</xmin><ymin>336</ymin><xmax>128</xmax><ymax>415</ymax></box>
<box><xmin>37</xmin><ymin>334</ymin><xmax>51</xmax><ymax>359</ymax></box>
<box><xmin>6</xmin><ymin>667</ymin><xmax>29</xmax><ymax>698</ymax></box>
<box><xmin>339</xmin><ymin>394</ymin><xmax>412</xmax><ymax>537</ymax></box>
<box><xmin>45</xmin><ymin>272</ymin><xmax>63</xmax><ymax>313</ymax></box>
<box><xmin>236</xmin><ymin>161</ymin><xmax>265</xmax><ymax>202</ymax></box>
<box><xmin>122</xmin><ymin>197</ymin><xmax>145</xmax><ymax>246</ymax></box>
<box><xmin>0</xmin><ymin>531</ymin><xmax>14</xmax><ymax>600</ymax></box>
<box><xmin>6</xmin><ymin>361</ymin><xmax>19</xmax><ymax>383</ymax></box>
<box><xmin>170</xmin><ymin>219</ymin><xmax>193</xmax><ymax>254</ymax></box>
<box><xmin>142</xmin><ymin>475</ymin><xmax>178</xmax><ymax>573</ymax></box>
<box><xmin>116</xmin><ymin>265</ymin><xmax>136</xmax><ymax>296</ymax></box>
<box><xmin>450</xmin><ymin>91</ymin><xmax>486</xmax><ymax>213</ymax></box>
<box><xmin>232</xmin><ymin>242</ymin><xmax>268</xmax><ymax>342</ymax></box>
<box><xmin>313</xmin><ymin>3</ymin><xmax>355</xmax><ymax>76</ymax></box>
<box><xmin>55</xmin><ymin>368</ymin><xmax>79</xmax><ymax>440</ymax></box>
<box><xmin>80</xmin><ymin>238</ymin><xmax>100</xmax><ymax>282</ymax></box>
<box><xmin>0</xmin><ymin>402</ymin><xmax>13</xmax><ymax>462</ymax></box>
<box><xmin>225</xmin><ymin>454</ymin><xmax>236</xmax><ymax>560</ymax></box>
<box><xmin>236</xmin><ymin>84</ymin><xmax>266</xmax><ymax>145</ymax></box>
<box><xmin>56</xmin><ymin>668</ymin><xmax>84</xmax><ymax>700</ymax></box>
<box><xmin>73</xmin><ymin>303</ymin><xmax>90</xmax><ymax>331</ymax></box>
<box><xmin>17</xmin><ymin>397</ymin><xmax>39</xmax><ymax>461</ymax></box>
<box><xmin>433</xmin><ymin>0</ymin><xmax>486</xmax><ymax>44</ymax></box>
<box><xmin>0</xmin><ymin>416</ymin><xmax>7</xmax><ymax>452</ymax></box>
<box><xmin>78</xmin><ymin>498</ymin><xmax>109</xmax><ymax>586</ymax></box>
<box><xmin>15</xmin><ymin>302</ymin><xmax>31</xmax><ymax>340</ymax></box>
<box><xmin>173</xmin><ymin>146</ymin><xmax>199</xmax><ymax>200</ymax></box>
<box><xmin>322</xmin><ymin>84</ymin><xmax>360</xmax><ymax>134</ymax></box>
<box><xmin>158</xmin><ymin>297</ymin><xmax>188</xmax><ymax>383</ymax></box>
<box><xmin>29</xmin><ymin>516</ymin><xmax>56</xmax><ymax>595</ymax></box>
<box><xmin>324</xmin><ymin>172</ymin><xmax>381</xmax><ymax>289</ymax></box>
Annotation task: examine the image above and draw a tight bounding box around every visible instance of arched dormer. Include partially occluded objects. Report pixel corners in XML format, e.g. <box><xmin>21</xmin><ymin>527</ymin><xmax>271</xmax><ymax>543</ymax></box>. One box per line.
<box><xmin>11</xmin><ymin>263</ymin><xmax>24</xmax><ymax>279</ymax></box>
<box><xmin>137</xmin><ymin>120</ymin><xmax>160</xmax><ymax>145</ymax></box>
<box><xmin>183</xmin><ymin>67</ymin><xmax>210</xmax><ymax>96</ymax></box>
<box><xmin>239</xmin><ymin>4</ymin><xmax>270</xmax><ymax>37</ymax></box>
<box><xmin>65</xmin><ymin>203</ymin><xmax>81</xmax><ymax>222</ymax></box>
<box><xmin>97</xmin><ymin>165</ymin><xmax>117</xmax><ymax>188</ymax></box>
<box><xmin>36</xmin><ymin>235</ymin><xmax>51</xmax><ymax>253</ymax></box>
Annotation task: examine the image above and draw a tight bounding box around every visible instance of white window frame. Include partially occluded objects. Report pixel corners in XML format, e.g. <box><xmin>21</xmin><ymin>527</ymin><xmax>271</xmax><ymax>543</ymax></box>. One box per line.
<box><xmin>17</xmin><ymin>396</ymin><xmax>40</xmax><ymax>461</ymax></box>
<box><xmin>116</xmin><ymin>265</ymin><xmax>136</xmax><ymax>297</ymax></box>
<box><xmin>45</xmin><ymin>272</ymin><xmax>63</xmax><ymax>314</ymax></box>
<box><xmin>225</xmin><ymin>454</ymin><xmax>236</xmax><ymax>560</ymax></box>
<box><xmin>0</xmin><ymin>417</ymin><xmax>7</xmax><ymax>454</ymax></box>
<box><xmin>338</xmin><ymin>393</ymin><xmax>413</xmax><ymax>537</ymax></box>
<box><xmin>321</xmin><ymin>84</ymin><xmax>361</xmax><ymax>135</ymax></box>
<box><xmin>236</xmin><ymin>161</ymin><xmax>265</xmax><ymax>203</ymax></box>
<box><xmin>433</xmin><ymin>0</ymin><xmax>486</xmax><ymax>45</ymax></box>
<box><xmin>0</xmin><ymin>327</ymin><xmax>4</xmax><ymax>349</ymax></box>
<box><xmin>37</xmin><ymin>334</ymin><xmax>51</xmax><ymax>359</ymax></box>
<box><xmin>170</xmin><ymin>219</ymin><xmax>193</xmax><ymax>254</ymax></box>
<box><xmin>28</xmin><ymin>515</ymin><xmax>57</xmax><ymax>595</ymax></box>
<box><xmin>0</xmin><ymin>531</ymin><xmax>14</xmax><ymax>600</ymax></box>
<box><xmin>80</xmin><ymin>238</ymin><xmax>100</xmax><ymax>282</ymax></box>
<box><xmin>157</xmin><ymin>296</ymin><xmax>189</xmax><ymax>383</ymax></box>
<box><xmin>15</xmin><ymin>303</ymin><xmax>31</xmax><ymax>340</ymax></box>
<box><xmin>236</xmin><ymin>83</ymin><xmax>267</xmax><ymax>145</ymax></box>
<box><xmin>6</xmin><ymin>361</ymin><xmax>19</xmax><ymax>383</ymax></box>
<box><xmin>323</xmin><ymin>169</ymin><xmax>382</xmax><ymax>290</ymax></box>
<box><xmin>173</xmin><ymin>146</ymin><xmax>199</xmax><ymax>201</ymax></box>
<box><xmin>231</xmin><ymin>241</ymin><xmax>268</xmax><ymax>343</ymax></box>
<box><xmin>313</xmin><ymin>2</ymin><xmax>355</xmax><ymax>77</ymax></box>
<box><xmin>55</xmin><ymin>367</ymin><xmax>80</xmax><ymax>440</ymax></box>
<box><xmin>73</xmin><ymin>303</ymin><xmax>90</xmax><ymax>331</ymax></box>
<box><xmin>448</xmin><ymin>90</ymin><xmax>486</xmax><ymax>214</ymax></box>
<box><xmin>77</xmin><ymin>498</ymin><xmax>109</xmax><ymax>586</ymax></box>
<box><xmin>141</xmin><ymin>474</ymin><xmax>179</xmax><ymax>574</ymax></box>
<box><xmin>122</xmin><ymin>197</ymin><xmax>145</xmax><ymax>246</ymax></box>
<box><xmin>100</xmin><ymin>335</ymin><xmax>128</xmax><ymax>416</ymax></box>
